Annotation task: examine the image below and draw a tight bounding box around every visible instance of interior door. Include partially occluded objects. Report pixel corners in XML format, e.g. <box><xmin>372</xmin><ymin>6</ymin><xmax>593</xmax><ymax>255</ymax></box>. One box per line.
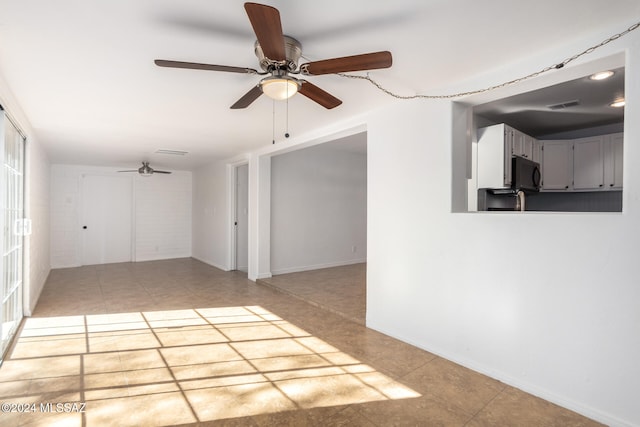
<box><xmin>81</xmin><ymin>175</ymin><xmax>133</xmax><ymax>265</ymax></box>
<box><xmin>235</xmin><ymin>164</ymin><xmax>249</xmax><ymax>272</ymax></box>
<box><xmin>1</xmin><ymin>111</ymin><xmax>25</xmax><ymax>363</ymax></box>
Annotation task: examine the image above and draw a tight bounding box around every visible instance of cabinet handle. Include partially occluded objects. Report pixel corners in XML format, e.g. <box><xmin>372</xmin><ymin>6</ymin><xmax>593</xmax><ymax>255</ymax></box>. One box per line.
<box><xmin>565</xmin><ymin>186</ymin><xmax>569</xmax><ymax>189</ymax></box>
<box><xmin>599</xmin><ymin>184</ymin><xmax>603</xmax><ymax>187</ymax></box>
<box><xmin>610</xmin><ymin>183</ymin><xmax>614</xmax><ymax>187</ymax></box>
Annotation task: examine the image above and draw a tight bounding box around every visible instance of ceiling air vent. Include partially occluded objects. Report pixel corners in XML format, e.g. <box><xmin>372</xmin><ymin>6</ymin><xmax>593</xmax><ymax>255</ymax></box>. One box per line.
<box><xmin>547</xmin><ymin>99</ymin><xmax>580</xmax><ymax>110</ymax></box>
<box><xmin>155</xmin><ymin>149</ymin><xmax>188</xmax><ymax>155</ymax></box>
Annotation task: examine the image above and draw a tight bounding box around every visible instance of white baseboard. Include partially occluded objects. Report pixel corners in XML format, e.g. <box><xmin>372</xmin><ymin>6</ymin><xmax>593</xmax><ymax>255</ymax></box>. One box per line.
<box><xmin>50</xmin><ymin>262</ymin><xmax>81</xmax><ymax>269</ymax></box>
<box><xmin>134</xmin><ymin>252</ymin><xmax>192</xmax><ymax>263</ymax></box>
<box><xmin>271</xmin><ymin>258</ymin><xmax>366</xmax><ymax>276</ymax></box>
<box><xmin>190</xmin><ymin>255</ymin><xmax>229</xmax><ymax>272</ymax></box>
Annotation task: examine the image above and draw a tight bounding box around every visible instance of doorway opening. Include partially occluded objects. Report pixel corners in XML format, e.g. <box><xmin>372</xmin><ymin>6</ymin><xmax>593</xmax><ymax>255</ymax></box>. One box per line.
<box><xmin>262</xmin><ymin>132</ymin><xmax>368</xmax><ymax>324</ymax></box>
<box><xmin>452</xmin><ymin>53</ymin><xmax>625</xmax><ymax>214</ymax></box>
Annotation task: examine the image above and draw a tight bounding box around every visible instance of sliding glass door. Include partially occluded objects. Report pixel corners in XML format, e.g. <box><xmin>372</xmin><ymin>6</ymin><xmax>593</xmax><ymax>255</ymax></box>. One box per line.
<box><xmin>0</xmin><ymin>110</ymin><xmax>25</xmax><ymax>363</ymax></box>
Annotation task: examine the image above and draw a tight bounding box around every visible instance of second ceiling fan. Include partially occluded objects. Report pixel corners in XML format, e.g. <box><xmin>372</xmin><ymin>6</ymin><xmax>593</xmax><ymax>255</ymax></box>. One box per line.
<box><xmin>155</xmin><ymin>2</ymin><xmax>393</xmax><ymax>110</ymax></box>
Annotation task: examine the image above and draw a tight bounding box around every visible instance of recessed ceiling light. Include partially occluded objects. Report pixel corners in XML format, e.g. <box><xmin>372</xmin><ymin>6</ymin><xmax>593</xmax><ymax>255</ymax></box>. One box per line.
<box><xmin>590</xmin><ymin>70</ymin><xmax>615</xmax><ymax>80</ymax></box>
<box><xmin>610</xmin><ymin>98</ymin><xmax>625</xmax><ymax>108</ymax></box>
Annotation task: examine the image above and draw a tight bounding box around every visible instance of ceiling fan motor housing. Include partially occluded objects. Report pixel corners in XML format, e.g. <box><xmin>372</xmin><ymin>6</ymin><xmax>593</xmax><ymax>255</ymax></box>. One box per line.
<box><xmin>254</xmin><ymin>35</ymin><xmax>302</xmax><ymax>72</ymax></box>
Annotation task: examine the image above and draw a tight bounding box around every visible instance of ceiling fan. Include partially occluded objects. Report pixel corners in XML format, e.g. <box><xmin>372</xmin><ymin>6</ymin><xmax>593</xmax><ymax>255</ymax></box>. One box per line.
<box><xmin>154</xmin><ymin>2</ymin><xmax>393</xmax><ymax>109</ymax></box>
<box><xmin>119</xmin><ymin>162</ymin><xmax>172</xmax><ymax>176</ymax></box>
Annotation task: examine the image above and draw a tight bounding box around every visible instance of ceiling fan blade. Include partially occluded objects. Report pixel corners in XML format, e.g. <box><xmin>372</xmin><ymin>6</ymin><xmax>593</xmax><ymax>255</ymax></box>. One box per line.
<box><xmin>299</xmin><ymin>81</ymin><xmax>342</xmax><ymax>109</ymax></box>
<box><xmin>302</xmin><ymin>51</ymin><xmax>392</xmax><ymax>75</ymax></box>
<box><xmin>153</xmin><ymin>170</ymin><xmax>172</xmax><ymax>174</ymax></box>
<box><xmin>231</xmin><ymin>85</ymin><xmax>263</xmax><ymax>109</ymax></box>
<box><xmin>118</xmin><ymin>170</ymin><xmax>138</xmax><ymax>173</ymax></box>
<box><xmin>155</xmin><ymin>59</ymin><xmax>257</xmax><ymax>74</ymax></box>
<box><xmin>244</xmin><ymin>3</ymin><xmax>286</xmax><ymax>61</ymax></box>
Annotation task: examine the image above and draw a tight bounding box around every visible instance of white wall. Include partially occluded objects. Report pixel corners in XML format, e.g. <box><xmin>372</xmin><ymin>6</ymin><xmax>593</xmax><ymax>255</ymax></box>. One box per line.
<box><xmin>24</xmin><ymin>137</ymin><xmax>50</xmax><ymax>313</ymax></box>
<box><xmin>270</xmin><ymin>139</ymin><xmax>367</xmax><ymax>274</ymax></box>
<box><xmin>134</xmin><ymin>171</ymin><xmax>192</xmax><ymax>261</ymax></box>
<box><xmin>50</xmin><ymin>164</ymin><xmax>192</xmax><ymax>267</ymax></box>
<box><xmin>364</xmin><ymin>33</ymin><xmax>640</xmax><ymax>427</ymax></box>
<box><xmin>191</xmin><ymin>159</ymin><xmax>234</xmax><ymax>270</ymax></box>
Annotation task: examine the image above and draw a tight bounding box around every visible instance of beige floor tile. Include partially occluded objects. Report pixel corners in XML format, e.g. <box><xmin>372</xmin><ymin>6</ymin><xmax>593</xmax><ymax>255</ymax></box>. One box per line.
<box><xmin>354</xmin><ymin>395</ymin><xmax>472</xmax><ymax>427</ymax></box>
<box><xmin>161</xmin><ymin>343</ymin><xmax>243</xmax><ymax>367</ymax></box>
<box><xmin>114</xmin><ymin>353</ymin><xmax>166</xmax><ymax>380</ymax></box>
<box><xmin>275</xmin><ymin>372</ymin><xmax>390</xmax><ymax>408</ymax></box>
<box><xmin>320</xmin><ymin>406</ymin><xmax>379</xmax><ymax>426</ymax></box>
<box><xmin>185</xmin><ymin>381</ymin><xmax>298</xmax><ymax>421</ymax></box>
<box><xmin>86</xmin><ymin>391</ymin><xmax>196</xmax><ymax>427</ymax></box>
<box><xmin>400</xmin><ymin>357</ymin><xmax>505</xmax><ymax>416</ymax></box>
<box><xmin>10</xmin><ymin>335</ymin><xmax>87</xmax><ymax>358</ymax></box>
<box><xmin>218</xmin><ymin>324</ymin><xmax>293</xmax><ymax>341</ymax></box>
<box><xmin>171</xmin><ymin>360</ymin><xmax>257</xmax><ymax>381</ymax></box>
<box><xmin>0</xmin><ymin>355</ymin><xmax>81</xmax><ymax>381</ymax></box>
<box><xmin>154</xmin><ymin>325</ymin><xmax>229</xmax><ymax>347</ymax></box>
<box><xmin>467</xmin><ymin>386</ymin><xmax>605</xmax><ymax>427</ymax></box>
<box><xmin>230</xmin><ymin>338</ymin><xmax>314</xmax><ymax>360</ymax></box>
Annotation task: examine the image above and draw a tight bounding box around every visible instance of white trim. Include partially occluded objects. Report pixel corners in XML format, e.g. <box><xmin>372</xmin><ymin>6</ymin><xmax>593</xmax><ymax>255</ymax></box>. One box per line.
<box><xmin>134</xmin><ymin>253</ymin><xmax>191</xmax><ymax>263</ymax></box>
<box><xmin>191</xmin><ymin>255</ymin><xmax>229</xmax><ymax>272</ymax></box>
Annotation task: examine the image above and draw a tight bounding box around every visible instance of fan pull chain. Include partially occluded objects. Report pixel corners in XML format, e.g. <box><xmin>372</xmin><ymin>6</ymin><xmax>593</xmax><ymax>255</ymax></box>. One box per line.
<box><xmin>285</xmin><ymin>91</ymin><xmax>290</xmax><ymax>139</ymax></box>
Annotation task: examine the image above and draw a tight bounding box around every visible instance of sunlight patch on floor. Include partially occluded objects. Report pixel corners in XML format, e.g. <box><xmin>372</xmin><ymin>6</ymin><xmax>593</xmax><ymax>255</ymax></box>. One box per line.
<box><xmin>0</xmin><ymin>306</ymin><xmax>420</xmax><ymax>425</ymax></box>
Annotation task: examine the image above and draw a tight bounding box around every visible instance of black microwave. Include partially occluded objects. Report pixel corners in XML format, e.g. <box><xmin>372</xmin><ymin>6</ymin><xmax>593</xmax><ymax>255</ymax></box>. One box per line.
<box><xmin>512</xmin><ymin>156</ymin><xmax>541</xmax><ymax>192</ymax></box>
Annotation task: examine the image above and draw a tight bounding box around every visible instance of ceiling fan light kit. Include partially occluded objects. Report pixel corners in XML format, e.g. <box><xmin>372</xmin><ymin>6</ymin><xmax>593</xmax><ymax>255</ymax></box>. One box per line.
<box><xmin>154</xmin><ymin>2</ymin><xmax>393</xmax><ymax>109</ymax></box>
<box><xmin>260</xmin><ymin>74</ymin><xmax>300</xmax><ymax>100</ymax></box>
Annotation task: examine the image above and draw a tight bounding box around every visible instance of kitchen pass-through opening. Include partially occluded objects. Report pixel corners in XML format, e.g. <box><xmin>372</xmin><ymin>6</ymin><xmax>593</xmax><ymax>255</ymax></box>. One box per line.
<box><xmin>452</xmin><ymin>53</ymin><xmax>625</xmax><ymax>214</ymax></box>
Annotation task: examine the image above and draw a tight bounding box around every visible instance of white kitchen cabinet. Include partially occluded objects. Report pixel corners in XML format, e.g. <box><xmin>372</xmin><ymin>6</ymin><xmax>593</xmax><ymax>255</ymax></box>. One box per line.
<box><xmin>573</xmin><ymin>136</ymin><xmax>604</xmax><ymax>190</ymax></box>
<box><xmin>477</xmin><ymin>124</ymin><xmax>512</xmax><ymax>188</ymax></box>
<box><xmin>541</xmin><ymin>140</ymin><xmax>573</xmax><ymax>190</ymax></box>
<box><xmin>540</xmin><ymin>133</ymin><xmax>623</xmax><ymax>192</ymax></box>
<box><xmin>512</xmin><ymin>129</ymin><xmax>534</xmax><ymax>159</ymax></box>
<box><xmin>604</xmin><ymin>133</ymin><xmax>624</xmax><ymax>189</ymax></box>
<box><xmin>477</xmin><ymin>124</ymin><xmax>536</xmax><ymax>189</ymax></box>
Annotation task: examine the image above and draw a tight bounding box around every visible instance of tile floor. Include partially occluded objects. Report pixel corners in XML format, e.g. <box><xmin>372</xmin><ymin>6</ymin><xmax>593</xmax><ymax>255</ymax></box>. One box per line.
<box><xmin>0</xmin><ymin>258</ymin><xmax>603</xmax><ymax>426</ymax></box>
<box><xmin>258</xmin><ymin>263</ymin><xmax>366</xmax><ymax>324</ymax></box>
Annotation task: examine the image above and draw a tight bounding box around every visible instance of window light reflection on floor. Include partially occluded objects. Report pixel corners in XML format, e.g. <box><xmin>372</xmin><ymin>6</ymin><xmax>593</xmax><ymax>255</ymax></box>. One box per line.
<box><xmin>0</xmin><ymin>306</ymin><xmax>420</xmax><ymax>426</ymax></box>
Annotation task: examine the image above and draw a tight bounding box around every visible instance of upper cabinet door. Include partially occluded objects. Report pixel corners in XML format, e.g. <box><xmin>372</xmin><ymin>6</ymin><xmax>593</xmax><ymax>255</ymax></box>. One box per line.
<box><xmin>541</xmin><ymin>141</ymin><xmax>573</xmax><ymax>190</ymax></box>
<box><xmin>510</xmin><ymin>128</ymin><xmax>534</xmax><ymax>159</ymax></box>
<box><xmin>604</xmin><ymin>133</ymin><xmax>624</xmax><ymax>189</ymax></box>
<box><xmin>532</xmin><ymin>140</ymin><xmax>542</xmax><ymax>164</ymax></box>
<box><xmin>573</xmin><ymin>136</ymin><xmax>604</xmax><ymax>190</ymax></box>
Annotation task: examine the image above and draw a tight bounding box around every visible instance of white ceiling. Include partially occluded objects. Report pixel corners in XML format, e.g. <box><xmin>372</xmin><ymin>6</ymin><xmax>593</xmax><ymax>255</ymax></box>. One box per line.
<box><xmin>0</xmin><ymin>1</ymin><xmax>638</xmax><ymax>171</ymax></box>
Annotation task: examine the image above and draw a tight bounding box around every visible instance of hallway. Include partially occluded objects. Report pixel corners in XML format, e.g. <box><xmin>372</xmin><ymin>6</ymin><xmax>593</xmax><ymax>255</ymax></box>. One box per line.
<box><xmin>0</xmin><ymin>259</ymin><xmax>601</xmax><ymax>426</ymax></box>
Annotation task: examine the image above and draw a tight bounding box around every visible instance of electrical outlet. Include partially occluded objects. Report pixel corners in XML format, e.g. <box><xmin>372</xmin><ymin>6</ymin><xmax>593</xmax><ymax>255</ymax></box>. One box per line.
<box><xmin>351</xmin><ymin>246</ymin><xmax>357</xmax><ymax>253</ymax></box>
